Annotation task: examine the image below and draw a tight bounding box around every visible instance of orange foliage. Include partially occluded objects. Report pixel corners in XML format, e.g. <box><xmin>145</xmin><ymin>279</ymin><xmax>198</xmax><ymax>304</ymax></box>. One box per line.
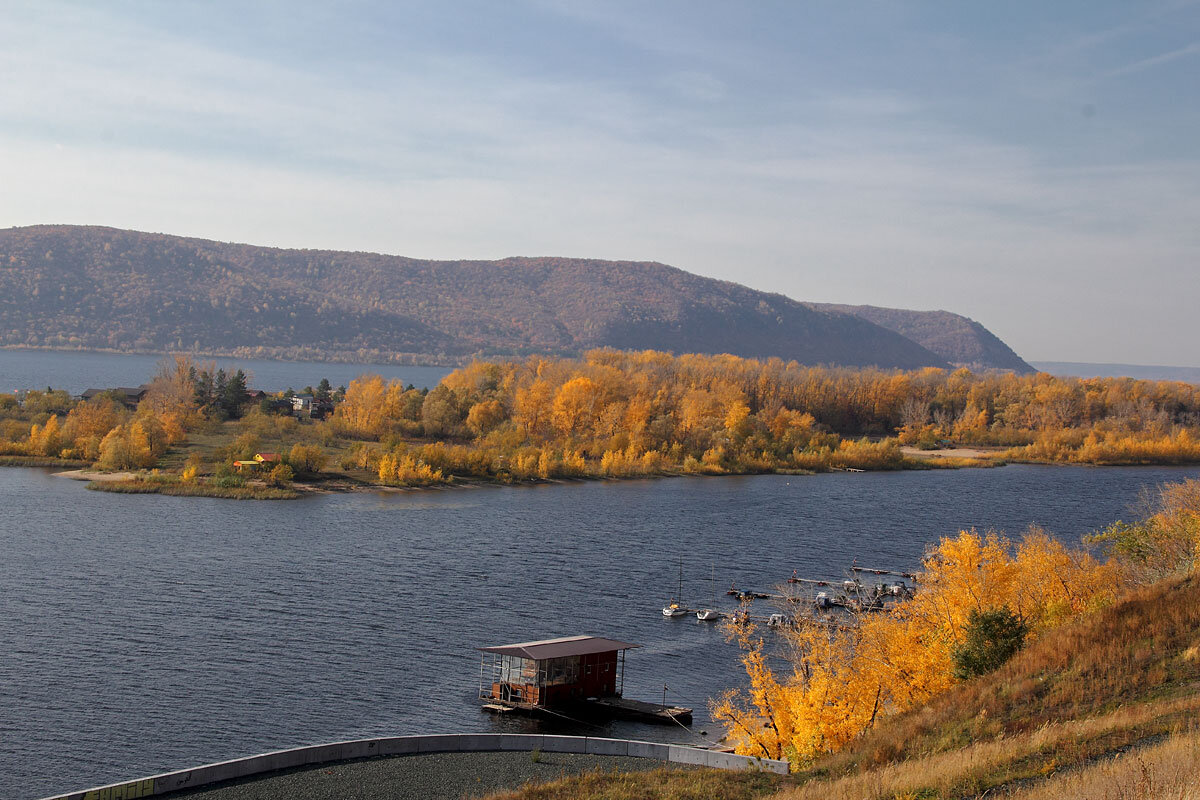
<box><xmin>714</xmin><ymin>530</ymin><xmax>1122</xmax><ymax>765</ymax></box>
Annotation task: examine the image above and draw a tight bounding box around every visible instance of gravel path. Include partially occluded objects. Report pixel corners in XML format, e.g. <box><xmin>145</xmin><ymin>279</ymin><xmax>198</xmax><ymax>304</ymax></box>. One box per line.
<box><xmin>165</xmin><ymin>751</ymin><xmax>687</xmax><ymax>800</ymax></box>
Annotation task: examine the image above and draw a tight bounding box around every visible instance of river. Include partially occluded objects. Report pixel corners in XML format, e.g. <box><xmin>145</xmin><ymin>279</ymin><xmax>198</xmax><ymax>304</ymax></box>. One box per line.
<box><xmin>0</xmin><ymin>348</ymin><xmax>452</xmax><ymax>396</ymax></box>
<box><xmin>3</xmin><ymin>462</ymin><xmax>1198</xmax><ymax>798</ymax></box>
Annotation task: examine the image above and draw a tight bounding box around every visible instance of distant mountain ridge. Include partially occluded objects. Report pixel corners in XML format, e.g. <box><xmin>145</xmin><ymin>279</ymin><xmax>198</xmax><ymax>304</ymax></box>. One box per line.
<box><xmin>0</xmin><ymin>225</ymin><xmax>1023</xmax><ymax>371</ymax></box>
<box><xmin>811</xmin><ymin>303</ymin><xmax>1034</xmax><ymax>373</ymax></box>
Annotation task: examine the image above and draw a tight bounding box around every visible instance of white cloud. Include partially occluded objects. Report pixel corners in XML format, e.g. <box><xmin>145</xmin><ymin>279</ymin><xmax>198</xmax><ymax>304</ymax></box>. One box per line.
<box><xmin>1</xmin><ymin>1</ymin><xmax>1198</xmax><ymax>365</ymax></box>
<box><xmin>1105</xmin><ymin>40</ymin><xmax>1200</xmax><ymax>76</ymax></box>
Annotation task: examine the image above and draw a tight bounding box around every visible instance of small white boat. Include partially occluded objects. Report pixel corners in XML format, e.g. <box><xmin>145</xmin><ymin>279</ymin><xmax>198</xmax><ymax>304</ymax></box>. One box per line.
<box><xmin>695</xmin><ymin>565</ymin><xmax>722</xmax><ymax>620</ymax></box>
<box><xmin>662</xmin><ymin>559</ymin><xmax>688</xmax><ymax>617</ymax></box>
<box><xmin>767</xmin><ymin>612</ymin><xmax>788</xmax><ymax>628</ymax></box>
<box><xmin>663</xmin><ymin>602</ymin><xmax>689</xmax><ymax>617</ymax></box>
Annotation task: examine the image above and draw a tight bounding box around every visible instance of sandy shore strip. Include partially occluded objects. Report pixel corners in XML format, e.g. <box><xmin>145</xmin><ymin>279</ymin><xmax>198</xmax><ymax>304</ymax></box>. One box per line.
<box><xmin>53</xmin><ymin>469</ymin><xmax>140</xmax><ymax>482</ymax></box>
<box><xmin>901</xmin><ymin>446</ymin><xmax>1002</xmax><ymax>459</ymax></box>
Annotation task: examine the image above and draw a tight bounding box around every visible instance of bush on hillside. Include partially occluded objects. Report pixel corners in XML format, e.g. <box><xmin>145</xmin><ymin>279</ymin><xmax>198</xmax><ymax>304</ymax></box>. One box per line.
<box><xmin>952</xmin><ymin>607</ymin><xmax>1029</xmax><ymax>680</ymax></box>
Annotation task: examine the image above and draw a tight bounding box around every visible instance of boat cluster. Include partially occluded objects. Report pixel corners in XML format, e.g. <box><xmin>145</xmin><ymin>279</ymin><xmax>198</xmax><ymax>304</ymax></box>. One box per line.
<box><xmin>660</xmin><ymin>563</ymin><xmax>916</xmax><ymax>625</ymax></box>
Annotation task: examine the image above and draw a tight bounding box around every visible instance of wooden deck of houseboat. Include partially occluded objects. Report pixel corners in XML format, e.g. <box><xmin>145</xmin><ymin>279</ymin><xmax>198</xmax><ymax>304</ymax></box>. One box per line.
<box><xmin>482</xmin><ymin>696</ymin><xmax>692</xmax><ymax>725</ymax></box>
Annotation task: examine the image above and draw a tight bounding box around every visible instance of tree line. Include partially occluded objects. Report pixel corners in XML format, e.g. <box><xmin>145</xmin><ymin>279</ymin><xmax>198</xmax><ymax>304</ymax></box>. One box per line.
<box><xmin>3</xmin><ymin>349</ymin><xmax>1200</xmax><ymax>482</ymax></box>
<box><xmin>333</xmin><ymin>350</ymin><xmax>1200</xmax><ymax>484</ymax></box>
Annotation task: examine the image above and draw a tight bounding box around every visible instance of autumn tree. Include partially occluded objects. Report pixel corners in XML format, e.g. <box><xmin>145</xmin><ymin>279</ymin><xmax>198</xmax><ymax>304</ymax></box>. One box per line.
<box><xmin>334</xmin><ymin>375</ymin><xmax>405</xmax><ymax>438</ymax></box>
<box><xmin>715</xmin><ymin>528</ymin><xmax>1121</xmax><ymax>766</ymax></box>
<box><xmin>142</xmin><ymin>354</ymin><xmax>201</xmax><ymax>436</ymax></box>
<box><xmin>551</xmin><ymin>376</ymin><xmax>601</xmax><ymax>438</ymax></box>
<box><xmin>95</xmin><ymin>418</ymin><xmax>166</xmax><ymax>470</ymax></box>
<box><xmin>421</xmin><ymin>385</ymin><xmax>466</xmax><ymax>437</ymax></box>
<box><xmin>62</xmin><ymin>398</ymin><xmax>126</xmax><ymax>460</ymax></box>
<box><xmin>466</xmin><ymin>399</ymin><xmax>506</xmax><ymax>436</ymax></box>
<box><xmin>287</xmin><ymin>443</ymin><xmax>327</xmax><ymax>475</ymax></box>
<box><xmin>513</xmin><ymin>379</ymin><xmax>553</xmax><ymax>437</ymax></box>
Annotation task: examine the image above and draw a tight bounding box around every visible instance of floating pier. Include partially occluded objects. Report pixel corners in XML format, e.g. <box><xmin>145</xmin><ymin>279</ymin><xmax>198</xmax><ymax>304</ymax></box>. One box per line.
<box><xmin>592</xmin><ymin>696</ymin><xmax>693</xmax><ymax>725</ymax></box>
<box><xmin>852</xmin><ymin>565</ymin><xmax>918</xmax><ymax>580</ymax></box>
<box><xmin>660</xmin><ymin>561</ymin><xmax>916</xmax><ymax>632</ymax></box>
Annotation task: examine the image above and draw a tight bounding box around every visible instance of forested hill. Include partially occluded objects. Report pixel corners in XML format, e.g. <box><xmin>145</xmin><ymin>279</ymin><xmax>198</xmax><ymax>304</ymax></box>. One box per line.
<box><xmin>812</xmin><ymin>302</ymin><xmax>1034</xmax><ymax>373</ymax></box>
<box><xmin>0</xmin><ymin>225</ymin><xmax>1001</xmax><ymax>370</ymax></box>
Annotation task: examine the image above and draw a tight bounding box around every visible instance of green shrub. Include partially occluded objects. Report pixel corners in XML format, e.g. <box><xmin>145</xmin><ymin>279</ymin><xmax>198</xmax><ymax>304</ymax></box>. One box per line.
<box><xmin>952</xmin><ymin>607</ymin><xmax>1029</xmax><ymax>680</ymax></box>
<box><xmin>212</xmin><ymin>474</ymin><xmax>246</xmax><ymax>489</ymax></box>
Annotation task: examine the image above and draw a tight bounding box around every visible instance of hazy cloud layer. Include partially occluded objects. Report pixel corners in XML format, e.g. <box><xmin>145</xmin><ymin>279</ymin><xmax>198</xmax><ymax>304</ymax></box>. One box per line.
<box><xmin>2</xmin><ymin>1</ymin><xmax>1198</xmax><ymax>364</ymax></box>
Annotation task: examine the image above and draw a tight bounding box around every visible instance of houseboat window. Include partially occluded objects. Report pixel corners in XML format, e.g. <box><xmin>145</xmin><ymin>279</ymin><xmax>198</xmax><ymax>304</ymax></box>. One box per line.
<box><xmin>543</xmin><ymin>655</ymin><xmax>581</xmax><ymax>685</ymax></box>
<box><xmin>498</xmin><ymin>655</ymin><xmax>535</xmax><ymax>684</ymax></box>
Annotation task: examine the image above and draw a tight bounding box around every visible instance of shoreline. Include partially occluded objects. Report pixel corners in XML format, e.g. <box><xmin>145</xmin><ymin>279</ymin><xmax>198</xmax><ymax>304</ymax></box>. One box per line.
<box><xmin>39</xmin><ymin>456</ymin><xmax>998</xmax><ymax>502</ymax></box>
<box><xmin>0</xmin><ymin>454</ymin><xmax>1190</xmax><ymax>502</ymax></box>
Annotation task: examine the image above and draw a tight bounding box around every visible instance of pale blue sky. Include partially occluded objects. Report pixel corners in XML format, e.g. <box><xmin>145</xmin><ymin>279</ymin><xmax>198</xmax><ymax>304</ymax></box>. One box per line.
<box><xmin>2</xmin><ymin>1</ymin><xmax>1198</xmax><ymax>365</ymax></box>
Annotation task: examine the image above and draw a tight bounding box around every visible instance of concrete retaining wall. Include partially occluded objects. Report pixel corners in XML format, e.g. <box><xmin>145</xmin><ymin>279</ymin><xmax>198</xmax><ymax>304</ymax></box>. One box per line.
<box><xmin>42</xmin><ymin>733</ymin><xmax>789</xmax><ymax>799</ymax></box>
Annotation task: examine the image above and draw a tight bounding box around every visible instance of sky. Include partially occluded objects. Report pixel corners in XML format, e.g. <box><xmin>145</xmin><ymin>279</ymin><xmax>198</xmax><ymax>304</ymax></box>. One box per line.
<box><xmin>2</xmin><ymin>1</ymin><xmax>1198</xmax><ymax>366</ymax></box>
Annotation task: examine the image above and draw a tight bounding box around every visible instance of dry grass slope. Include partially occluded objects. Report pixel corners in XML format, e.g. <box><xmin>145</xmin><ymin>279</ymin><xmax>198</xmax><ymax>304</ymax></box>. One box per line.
<box><xmin>482</xmin><ymin>766</ymin><xmax>781</xmax><ymax>800</ymax></box>
<box><xmin>1000</xmin><ymin>728</ymin><xmax>1200</xmax><ymax>800</ymax></box>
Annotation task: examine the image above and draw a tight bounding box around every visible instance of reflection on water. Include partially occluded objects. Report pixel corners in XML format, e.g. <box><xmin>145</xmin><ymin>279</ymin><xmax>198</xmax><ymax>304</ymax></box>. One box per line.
<box><xmin>2</xmin><ymin>463</ymin><xmax>1198</xmax><ymax>798</ymax></box>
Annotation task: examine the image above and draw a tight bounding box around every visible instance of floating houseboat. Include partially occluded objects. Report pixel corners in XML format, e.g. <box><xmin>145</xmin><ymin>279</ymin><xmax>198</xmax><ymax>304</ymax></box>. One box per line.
<box><xmin>477</xmin><ymin>635</ymin><xmax>692</xmax><ymax>725</ymax></box>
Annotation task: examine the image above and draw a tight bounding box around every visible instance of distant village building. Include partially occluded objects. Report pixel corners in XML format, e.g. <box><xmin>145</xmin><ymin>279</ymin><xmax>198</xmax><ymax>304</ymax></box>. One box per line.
<box><xmin>289</xmin><ymin>394</ymin><xmax>333</xmax><ymax>419</ymax></box>
<box><xmin>233</xmin><ymin>452</ymin><xmax>282</xmax><ymax>472</ymax></box>
<box><xmin>78</xmin><ymin>384</ymin><xmax>150</xmax><ymax>407</ymax></box>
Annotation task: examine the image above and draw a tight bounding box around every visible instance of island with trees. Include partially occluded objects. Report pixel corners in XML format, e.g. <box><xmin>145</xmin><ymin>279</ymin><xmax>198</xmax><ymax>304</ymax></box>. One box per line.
<box><xmin>2</xmin><ymin>350</ymin><xmax>1199</xmax><ymax>499</ymax></box>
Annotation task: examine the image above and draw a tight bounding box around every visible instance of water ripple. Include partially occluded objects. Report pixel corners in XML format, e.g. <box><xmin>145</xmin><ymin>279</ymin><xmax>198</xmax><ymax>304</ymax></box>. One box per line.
<box><xmin>2</xmin><ymin>464</ymin><xmax>1198</xmax><ymax>798</ymax></box>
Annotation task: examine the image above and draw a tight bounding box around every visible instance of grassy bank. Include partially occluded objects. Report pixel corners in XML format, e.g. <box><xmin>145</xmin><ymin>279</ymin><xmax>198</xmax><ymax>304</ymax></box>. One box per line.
<box><xmin>87</xmin><ymin>478</ymin><xmax>300</xmax><ymax>500</ymax></box>
<box><xmin>0</xmin><ymin>455</ymin><xmax>88</xmax><ymax>468</ymax></box>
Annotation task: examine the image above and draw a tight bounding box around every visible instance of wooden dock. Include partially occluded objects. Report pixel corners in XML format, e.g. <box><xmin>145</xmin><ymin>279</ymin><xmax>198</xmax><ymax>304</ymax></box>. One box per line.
<box><xmin>592</xmin><ymin>696</ymin><xmax>693</xmax><ymax>725</ymax></box>
<box><xmin>482</xmin><ymin>696</ymin><xmax>692</xmax><ymax>725</ymax></box>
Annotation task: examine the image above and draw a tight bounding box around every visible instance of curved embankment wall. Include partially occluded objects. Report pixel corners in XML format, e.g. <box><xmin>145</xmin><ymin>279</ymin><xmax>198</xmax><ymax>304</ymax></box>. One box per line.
<box><xmin>42</xmin><ymin>733</ymin><xmax>789</xmax><ymax>799</ymax></box>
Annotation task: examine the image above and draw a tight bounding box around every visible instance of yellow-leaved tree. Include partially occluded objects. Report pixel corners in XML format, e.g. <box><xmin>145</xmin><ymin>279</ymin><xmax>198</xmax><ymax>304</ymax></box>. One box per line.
<box><xmin>713</xmin><ymin>529</ymin><xmax>1122</xmax><ymax>766</ymax></box>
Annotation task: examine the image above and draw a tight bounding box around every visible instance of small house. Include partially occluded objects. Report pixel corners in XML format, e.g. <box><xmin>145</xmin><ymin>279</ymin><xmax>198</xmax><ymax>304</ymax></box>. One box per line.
<box><xmin>79</xmin><ymin>384</ymin><xmax>150</xmax><ymax>408</ymax></box>
<box><xmin>478</xmin><ymin>635</ymin><xmax>636</xmax><ymax>708</ymax></box>
<box><xmin>310</xmin><ymin>400</ymin><xmax>334</xmax><ymax>420</ymax></box>
<box><xmin>234</xmin><ymin>453</ymin><xmax>281</xmax><ymax>473</ymax></box>
<box><xmin>291</xmin><ymin>395</ymin><xmax>313</xmax><ymax>415</ymax></box>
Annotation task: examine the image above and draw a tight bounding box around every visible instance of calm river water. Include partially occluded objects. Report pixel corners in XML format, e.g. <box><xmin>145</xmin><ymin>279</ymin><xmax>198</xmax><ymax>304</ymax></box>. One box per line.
<box><xmin>0</xmin><ymin>348</ymin><xmax>452</xmax><ymax>395</ymax></box>
<box><xmin>3</xmin><ymin>463</ymin><xmax>1199</xmax><ymax>798</ymax></box>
